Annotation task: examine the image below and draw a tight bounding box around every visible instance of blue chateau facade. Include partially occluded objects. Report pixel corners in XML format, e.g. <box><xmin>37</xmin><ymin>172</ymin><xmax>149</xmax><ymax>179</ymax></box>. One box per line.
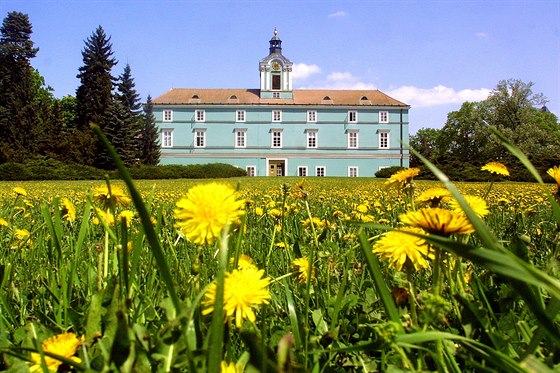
<box><xmin>153</xmin><ymin>31</ymin><xmax>410</xmax><ymax>177</ymax></box>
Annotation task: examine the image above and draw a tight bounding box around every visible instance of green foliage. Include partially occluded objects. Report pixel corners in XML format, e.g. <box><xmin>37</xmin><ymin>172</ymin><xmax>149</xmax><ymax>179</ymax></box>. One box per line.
<box><xmin>140</xmin><ymin>95</ymin><xmax>160</xmax><ymax>166</ymax></box>
<box><xmin>375</xmin><ymin>166</ymin><xmax>405</xmax><ymax>178</ymax></box>
<box><xmin>122</xmin><ymin>163</ymin><xmax>247</xmax><ymax>179</ymax></box>
<box><xmin>410</xmin><ymin>79</ymin><xmax>560</xmax><ymax>182</ymax></box>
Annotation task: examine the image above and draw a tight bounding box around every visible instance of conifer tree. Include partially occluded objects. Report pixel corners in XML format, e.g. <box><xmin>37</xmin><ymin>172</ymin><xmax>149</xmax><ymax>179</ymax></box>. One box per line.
<box><xmin>116</xmin><ymin>63</ymin><xmax>142</xmax><ymax>163</ymax></box>
<box><xmin>75</xmin><ymin>26</ymin><xmax>117</xmax><ymax>167</ymax></box>
<box><xmin>0</xmin><ymin>11</ymin><xmax>39</xmax><ymax>162</ymax></box>
<box><xmin>141</xmin><ymin>95</ymin><xmax>160</xmax><ymax>165</ymax></box>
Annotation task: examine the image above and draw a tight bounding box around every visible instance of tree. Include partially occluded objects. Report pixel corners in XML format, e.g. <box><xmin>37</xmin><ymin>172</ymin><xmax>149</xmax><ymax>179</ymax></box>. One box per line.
<box><xmin>408</xmin><ymin>127</ymin><xmax>440</xmax><ymax>167</ymax></box>
<box><xmin>116</xmin><ymin>63</ymin><xmax>142</xmax><ymax>163</ymax></box>
<box><xmin>75</xmin><ymin>25</ymin><xmax>117</xmax><ymax>166</ymax></box>
<box><xmin>141</xmin><ymin>95</ymin><xmax>160</xmax><ymax>165</ymax></box>
<box><xmin>0</xmin><ymin>11</ymin><xmax>40</xmax><ymax>162</ymax></box>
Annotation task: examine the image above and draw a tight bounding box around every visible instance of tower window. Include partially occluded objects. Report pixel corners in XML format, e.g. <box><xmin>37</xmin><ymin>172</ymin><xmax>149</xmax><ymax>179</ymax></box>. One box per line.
<box><xmin>272</xmin><ymin>74</ymin><xmax>281</xmax><ymax>90</ymax></box>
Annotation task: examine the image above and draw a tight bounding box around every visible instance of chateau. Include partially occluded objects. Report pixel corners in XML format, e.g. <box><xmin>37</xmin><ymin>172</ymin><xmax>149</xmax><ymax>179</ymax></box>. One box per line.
<box><xmin>153</xmin><ymin>30</ymin><xmax>410</xmax><ymax>177</ymax></box>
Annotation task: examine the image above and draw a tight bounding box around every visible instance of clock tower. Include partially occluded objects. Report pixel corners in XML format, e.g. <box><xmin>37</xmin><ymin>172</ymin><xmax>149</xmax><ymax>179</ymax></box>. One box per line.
<box><xmin>259</xmin><ymin>29</ymin><xmax>293</xmax><ymax>99</ymax></box>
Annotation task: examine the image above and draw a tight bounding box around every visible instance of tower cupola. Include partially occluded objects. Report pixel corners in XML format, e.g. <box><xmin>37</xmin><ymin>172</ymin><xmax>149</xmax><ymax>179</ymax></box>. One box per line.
<box><xmin>269</xmin><ymin>28</ymin><xmax>282</xmax><ymax>54</ymax></box>
<box><xmin>259</xmin><ymin>29</ymin><xmax>293</xmax><ymax>99</ymax></box>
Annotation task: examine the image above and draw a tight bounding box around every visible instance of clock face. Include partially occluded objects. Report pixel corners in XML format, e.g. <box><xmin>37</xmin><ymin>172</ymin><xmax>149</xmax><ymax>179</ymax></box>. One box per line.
<box><xmin>272</xmin><ymin>61</ymin><xmax>281</xmax><ymax>71</ymax></box>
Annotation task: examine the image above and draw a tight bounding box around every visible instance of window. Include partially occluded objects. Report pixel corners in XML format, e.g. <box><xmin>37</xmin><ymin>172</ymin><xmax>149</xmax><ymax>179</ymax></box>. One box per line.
<box><xmin>306</xmin><ymin>130</ymin><xmax>318</xmax><ymax>148</ymax></box>
<box><xmin>194</xmin><ymin>129</ymin><xmax>206</xmax><ymax>148</ymax></box>
<box><xmin>271</xmin><ymin>130</ymin><xmax>283</xmax><ymax>148</ymax></box>
<box><xmin>347</xmin><ymin>130</ymin><xmax>359</xmax><ymax>149</ymax></box>
<box><xmin>272</xmin><ymin>92</ymin><xmax>280</xmax><ymax>98</ymax></box>
<box><xmin>379</xmin><ymin>111</ymin><xmax>389</xmax><ymax>123</ymax></box>
<box><xmin>236</xmin><ymin>110</ymin><xmax>246</xmax><ymax>122</ymax></box>
<box><xmin>161</xmin><ymin>129</ymin><xmax>173</xmax><ymax>148</ymax></box>
<box><xmin>348</xmin><ymin>111</ymin><xmax>358</xmax><ymax>123</ymax></box>
<box><xmin>246</xmin><ymin>166</ymin><xmax>256</xmax><ymax>176</ymax></box>
<box><xmin>272</xmin><ymin>110</ymin><xmax>282</xmax><ymax>122</ymax></box>
<box><xmin>378</xmin><ymin>130</ymin><xmax>390</xmax><ymax>149</ymax></box>
<box><xmin>297</xmin><ymin>166</ymin><xmax>308</xmax><ymax>177</ymax></box>
<box><xmin>307</xmin><ymin>110</ymin><xmax>317</xmax><ymax>122</ymax></box>
<box><xmin>348</xmin><ymin>167</ymin><xmax>359</xmax><ymax>177</ymax></box>
<box><xmin>272</xmin><ymin>74</ymin><xmax>281</xmax><ymax>90</ymax></box>
<box><xmin>235</xmin><ymin>129</ymin><xmax>246</xmax><ymax>148</ymax></box>
<box><xmin>195</xmin><ymin>110</ymin><xmax>205</xmax><ymax>122</ymax></box>
<box><xmin>316</xmin><ymin>166</ymin><xmax>326</xmax><ymax>177</ymax></box>
<box><xmin>163</xmin><ymin>110</ymin><xmax>173</xmax><ymax>122</ymax></box>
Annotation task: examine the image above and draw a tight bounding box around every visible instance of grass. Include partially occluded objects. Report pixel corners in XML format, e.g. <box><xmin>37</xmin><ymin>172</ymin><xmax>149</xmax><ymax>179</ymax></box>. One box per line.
<box><xmin>0</xmin><ymin>162</ymin><xmax>559</xmax><ymax>371</ymax></box>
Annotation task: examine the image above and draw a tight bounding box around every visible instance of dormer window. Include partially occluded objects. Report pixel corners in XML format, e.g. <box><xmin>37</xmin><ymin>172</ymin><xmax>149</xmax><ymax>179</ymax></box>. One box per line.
<box><xmin>323</xmin><ymin>96</ymin><xmax>331</xmax><ymax>100</ymax></box>
<box><xmin>192</xmin><ymin>94</ymin><xmax>199</xmax><ymax>99</ymax></box>
<box><xmin>229</xmin><ymin>95</ymin><xmax>238</xmax><ymax>100</ymax></box>
<box><xmin>360</xmin><ymin>96</ymin><xmax>368</xmax><ymax>100</ymax></box>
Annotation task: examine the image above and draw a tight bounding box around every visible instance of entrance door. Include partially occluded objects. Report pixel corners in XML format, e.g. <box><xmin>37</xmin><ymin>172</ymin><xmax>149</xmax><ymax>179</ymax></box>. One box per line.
<box><xmin>268</xmin><ymin>160</ymin><xmax>285</xmax><ymax>176</ymax></box>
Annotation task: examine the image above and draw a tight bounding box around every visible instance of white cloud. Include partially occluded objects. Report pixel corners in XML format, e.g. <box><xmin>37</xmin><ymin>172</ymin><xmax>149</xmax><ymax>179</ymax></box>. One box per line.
<box><xmin>475</xmin><ymin>32</ymin><xmax>488</xmax><ymax>39</ymax></box>
<box><xmin>387</xmin><ymin>85</ymin><xmax>491</xmax><ymax>107</ymax></box>
<box><xmin>298</xmin><ymin>71</ymin><xmax>376</xmax><ymax>90</ymax></box>
<box><xmin>328</xmin><ymin>11</ymin><xmax>347</xmax><ymax>18</ymax></box>
<box><xmin>291</xmin><ymin>63</ymin><xmax>321</xmax><ymax>81</ymax></box>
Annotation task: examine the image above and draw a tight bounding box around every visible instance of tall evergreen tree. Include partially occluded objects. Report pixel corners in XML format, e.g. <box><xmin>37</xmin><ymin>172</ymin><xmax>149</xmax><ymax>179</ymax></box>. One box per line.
<box><xmin>141</xmin><ymin>95</ymin><xmax>160</xmax><ymax>165</ymax></box>
<box><xmin>116</xmin><ymin>63</ymin><xmax>142</xmax><ymax>163</ymax></box>
<box><xmin>0</xmin><ymin>11</ymin><xmax>39</xmax><ymax>162</ymax></box>
<box><xmin>75</xmin><ymin>25</ymin><xmax>117</xmax><ymax>166</ymax></box>
<box><xmin>76</xmin><ymin>26</ymin><xmax>117</xmax><ymax>129</ymax></box>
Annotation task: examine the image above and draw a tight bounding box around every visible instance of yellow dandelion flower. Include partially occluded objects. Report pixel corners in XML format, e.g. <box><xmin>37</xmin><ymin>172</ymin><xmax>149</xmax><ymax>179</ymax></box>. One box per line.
<box><xmin>221</xmin><ymin>361</ymin><xmax>243</xmax><ymax>373</ymax></box>
<box><xmin>268</xmin><ymin>208</ymin><xmax>283</xmax><ymax>219</ymax></box>
<box><xmin>547</xmin><ymin>166</ymin><xmax>560</xmax><ymax>185</ymax></box>
<box><xmin>0</xmin><ymin>218</ymin><xmax>8</xmax><ymax>227</ymax></box>
<box><xmin>60</xmin><ymin>198</ymin><xmax>76</xmax><ymax>223</ymax></box>
<box><xmin>448</xmin><ymin>195</ymin><xmax>489</xmax><ymax>218</ymax></box>
<box><xmin>14</xmin><ymin>228</ymin><xmax>30</xmax><ymax>241</ymax></box>
<box><xmin>254</xmin><ymin>206</ymin><xmax>264</xmax><ymax>216</ymax></box>
<box><xmin>416</xmin><ymin>187</ymin><xmax>452</xmax><ymax>207</ymax></box>
<box><xmin>292</xmin><ymin>257</ymin><xmax>315</xmax><ymax>284</ymax></box>
<box><xmin>400</xmin><ymin>207</ymin><xmax>475</xmax><ymax>236</ymax></box>
<box><xmin>174</xmin><ymin>183</ymin><xmax>245</xmax><ymax>245</ymax></box>
<box><xmin>385</xmin><ymin>168</ymin><xmax>420</xmax><ymax>188</ymax></box>
<box><xmin>373</xmin><ymin>227</ymin><xmax>432</xmax><ymax>271</ymax></box>
<box><xmin>29</xmin><ymin>332</ymin><xmax>83</xmax><ymax>372</ymax></box>
<box><xmin>481</xmin><ymin>161</ymin><xmax>510</xmax><ymax>177</ymax></box>
<box><xmin>92</xmin><ymin>208</ymin><xmax>114</xmax><ymax>226</ymax></box>
<box><xmin>202</xmin><ymin>267</ymin><xmax>271</xmax><ymax>328</ymax></box>
<box><xmin>234</xmin><ymin>254</ymin><xmax>257</xmax><ymax>271</ymax></box>
<box><xmin>93</xmin><ymin>185</ymin><xmax>131</xmax><ymax>209</ymax></box>
<box><xmin>13</xmin><ymin>187</ymin><xmax>27</xmax><ymax>196</ymax></box>
<box><xmin>117</xmin><ymin>210</ymin><xmax>135</xmax><ymax>227</ymax></box>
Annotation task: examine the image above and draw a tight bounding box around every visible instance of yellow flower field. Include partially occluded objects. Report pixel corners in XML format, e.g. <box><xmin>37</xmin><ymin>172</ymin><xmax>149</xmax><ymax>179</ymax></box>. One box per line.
<box><xmin>0</xmin><ymin>175</ymin><xmax>559</xmax><ymax>371</ymax></box>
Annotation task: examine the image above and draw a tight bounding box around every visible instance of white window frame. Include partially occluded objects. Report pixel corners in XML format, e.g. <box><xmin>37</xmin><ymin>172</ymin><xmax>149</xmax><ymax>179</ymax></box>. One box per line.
<box><xmin>194</xmin><ymin>129</ymin><xmax>206</xmax><ymax>148</ymax></box>
<box><xmin>306</xmin><ymin>130</ymin><xmax>318</xmax><ymax>149</ymax></box>
<box><xmin>316</xmin><ymin>166</ymin><xmax>326</xmax><ymax>177</ymax></box>
<box><xmin>307</xmin><ymin>110</ymin><xmax>317</xmax><ymax>123</ymax></box>
<box><xmin>297</xmin><ymin>166</ymin><xmax>308</xmax><ymax>177</ymax></box>
<box><xmin>161</xmin><ymin>129</ymin><xmax>173</xmax><ymax>148</ymax></box>
<box><xmin>272</xmin><ymin>92</ymin><xmax>280</xmax><ymax>98</ymax></box>
<box><xmin>347</xmin><ymin>130</ymin><xmax>359</xmax><ymax>149</ymax></box>
<box><xmin>379</xmin><ymin>111</ymin><xmax>389</xmax><ymax>123</ymax></box>
<box><xmin>272</xmin><ymin>110</ymin><xmax>282</xmax><ymax>122</ymax></box>
<box><xmin>378</xmin><ymin>130</ymin><xmax>390</xmax><ymax>149</ymax></box>
<box><xmin>163</xmin><ymin>110</ymin><xmax>173</xmax><ymax>122</ymax></box>
<box><xmin>236</xmin><ymin>110</ymin><xmax>246</xmax><ymax>122</ymax></box>
<box><xmin>235</xmin><ymin>129</ymin><xmax>247</xmax><ymax>148</ymax></box>
<box><xmin>246</xmin><ymin>166</ymin><xmax>256</xmax><ymax>176</ymax></box>
<box><xmin>348</xmin><ymin>110</ymin><xmax>358</xmax><ymax>123</ymax></box>
<box><xmin>195</xmin><ymin>109</ymin><xmax>205</xmax><ymax>122</ymax></box>
<box><xmin>271</xmin><ymin>129</ymin><xmax>283</xmax><ymax>148</ymax></box>
<box><xmin>348</xmin><ymin>166</ymin><xmax>359</xmax><ymax>177</ymax></box>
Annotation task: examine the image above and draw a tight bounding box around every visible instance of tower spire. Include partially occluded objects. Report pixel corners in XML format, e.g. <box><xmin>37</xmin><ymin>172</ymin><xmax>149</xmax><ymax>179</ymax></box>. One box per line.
<box><xmin>269</xmin><ymin>28</ymin><xmax>282</xmax><ymax>54</ymax></box>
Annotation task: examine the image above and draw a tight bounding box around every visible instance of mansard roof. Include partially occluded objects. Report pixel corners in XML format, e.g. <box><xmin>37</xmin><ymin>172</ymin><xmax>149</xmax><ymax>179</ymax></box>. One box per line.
<box><xmin>152</xmin><ymin>88</ymin><xmax>408</xmax><ymax>107</ymax></box>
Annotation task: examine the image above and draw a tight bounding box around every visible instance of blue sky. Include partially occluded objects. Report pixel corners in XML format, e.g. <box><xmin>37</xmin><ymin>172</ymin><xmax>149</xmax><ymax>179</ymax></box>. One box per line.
<box><xmin>2</xmin><ymin>0</ymin><xmax>559</xmax><ymax>134</ymax></box>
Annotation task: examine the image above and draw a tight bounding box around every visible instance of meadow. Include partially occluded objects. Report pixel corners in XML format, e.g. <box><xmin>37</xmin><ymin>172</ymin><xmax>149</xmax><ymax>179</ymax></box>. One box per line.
<box><xmin>1</xmin><ymin>167</ymin><xmax>559</xmax><ymax>372</ymax></box>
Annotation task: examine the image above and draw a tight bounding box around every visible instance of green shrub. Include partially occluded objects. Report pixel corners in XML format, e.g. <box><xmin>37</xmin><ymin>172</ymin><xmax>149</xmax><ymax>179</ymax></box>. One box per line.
<box><xmin>0</xmin><ymin>162</ymin><xmax>33</xmax><ymax>181</ymax></box>
<box><xmin>375</xmin><ymin>166</ymin><xmax>405</xmax><ymax>178</ymax></box>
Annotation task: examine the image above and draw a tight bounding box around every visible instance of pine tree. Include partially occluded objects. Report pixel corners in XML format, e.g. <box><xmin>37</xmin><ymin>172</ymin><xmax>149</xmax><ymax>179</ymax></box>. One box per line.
<box><xmin>116</xmin><ymin>63</ymin><xmax>142</xmax><ymax>164</ymax></box>
<box><xmin>141</xmin><ymin>95</ymin><xmax>160</xmax><ymax>165</ymax></box>
<box><xmin>0</xmin><ymin>11</ymin><xmax>39</xmax><ymax>162</ymax></box>
<box><xmin>76</xmin><ymin>26</ymin><xmax>117</xmax><ymax>129</ymax></box>
<box><xmin>75</xmin><ymin>26</ymin><xmax>117</xmax><ymax>167</ymax></box>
